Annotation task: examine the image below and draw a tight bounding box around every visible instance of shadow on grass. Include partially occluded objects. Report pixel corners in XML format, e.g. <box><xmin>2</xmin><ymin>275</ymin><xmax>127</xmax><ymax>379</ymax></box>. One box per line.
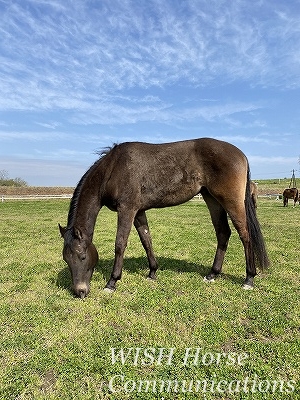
<box><xmin>56</xmin><ymin>256</ymin><xmax>245</xmax><ymax>293</ymax></box>
<box><xmin>56</xmin><ymin>256</ymin><xmax>209</xmax><ymax>294</ymax></box>
<box><xmin>56</xmin><ymin>267</ymin><xmax>72</xmax><ymax>295</ymax></box>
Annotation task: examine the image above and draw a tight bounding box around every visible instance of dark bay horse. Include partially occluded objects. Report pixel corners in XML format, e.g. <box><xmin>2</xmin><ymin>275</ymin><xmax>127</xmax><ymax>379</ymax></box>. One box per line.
<box><xmin>250</xmin><ymin>180</ymin><xmax>258</xmax><ymax>209</ymax></box>
<box><xmin>283</xmin><ymin>188</ymin><xmax>299</xmax><ymax>207</ymax></box>
<box><xmin>59</xmin><ymin>138</ymin><xmax>269</xmax><ymax>298</ymax></box>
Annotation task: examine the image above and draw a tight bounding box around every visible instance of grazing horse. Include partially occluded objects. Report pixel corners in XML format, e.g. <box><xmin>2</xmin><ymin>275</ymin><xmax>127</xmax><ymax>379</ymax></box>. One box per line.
<box><xmin>59</xmin><ymin>138</ymin><xmax>269</xmax><ymax>298</ymax></box>
<box><xmin>283</xmin><ymin>188</ymin><xmax>299</xmax><ymax>207</ymax></box>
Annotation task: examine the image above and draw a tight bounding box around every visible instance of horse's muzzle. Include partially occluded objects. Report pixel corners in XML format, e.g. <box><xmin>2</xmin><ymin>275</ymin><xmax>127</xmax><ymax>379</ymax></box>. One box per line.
<box><xmin>73</xmin><ymin>283</ymin><xmax>90</xmax><ymax>299</ymax></box>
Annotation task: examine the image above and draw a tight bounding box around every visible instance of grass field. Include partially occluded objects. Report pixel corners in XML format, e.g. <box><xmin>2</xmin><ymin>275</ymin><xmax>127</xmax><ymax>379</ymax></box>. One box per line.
<box><xmin>0</xmin><ymin>197</ymin><xmax>299</xmax><ymax>399</ymax></box>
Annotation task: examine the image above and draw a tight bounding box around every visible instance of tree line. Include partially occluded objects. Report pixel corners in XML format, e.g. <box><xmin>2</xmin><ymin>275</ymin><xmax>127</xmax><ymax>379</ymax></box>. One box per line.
<box><xmin>0</xmin><ymin>170</ymin><xmax>27</xmax><ymax>187</ymax></box>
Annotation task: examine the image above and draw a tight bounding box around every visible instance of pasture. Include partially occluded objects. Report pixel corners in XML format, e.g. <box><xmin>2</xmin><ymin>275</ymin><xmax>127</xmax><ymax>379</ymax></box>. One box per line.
<box><xmin>0</xmin><ymin>197</ymin><xmax>299</xmax><ymax>399</ymax></box>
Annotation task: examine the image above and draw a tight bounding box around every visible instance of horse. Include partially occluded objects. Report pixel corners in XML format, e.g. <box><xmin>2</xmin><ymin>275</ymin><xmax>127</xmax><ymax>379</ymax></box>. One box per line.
<box><xmin>283</xmin><ymin>188</ymin><xmax>299</xmax><ymax>207</ymax></box>
<box><xmin>250</xmin><ymin>180</ymin><xmax>258</xmax><ymax>208</ymax></box>
<box><xmin>59</xmin><ymin>138</ymin><xmax>269</xmax><ymax>298</ymax></box>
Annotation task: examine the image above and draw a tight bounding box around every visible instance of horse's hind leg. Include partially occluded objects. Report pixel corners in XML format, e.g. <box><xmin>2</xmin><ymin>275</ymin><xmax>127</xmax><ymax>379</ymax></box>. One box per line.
<box><xmin>227</xmin><ymin>208</ymin><xmax>256</xmax><ymax>289</ymax></box>
<box><xmin>201</xmin><ymin>188</ymin><xmax>231</xmax><ymax>282</ymax></box>
<box><xmin>134</xmin><ymin>210</ymin><xmax>158</xmax><ymax>280</ymax></box>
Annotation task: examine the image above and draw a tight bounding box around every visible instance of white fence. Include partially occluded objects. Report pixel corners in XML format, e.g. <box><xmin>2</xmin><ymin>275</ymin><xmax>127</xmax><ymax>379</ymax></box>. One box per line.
<box><xmin>2</xmin><ymin>194</ymin><xmax>201</xmax><ymax>202</ymax></box>
<box><xmin>1</xmin><ymin>194</ymin><xmax>72</xmax><ymax>202</ymax></box>
<box><xmin>0</xmin><ymin>193</ymin><xmax>281</xmax><ymax>203</ymax></box>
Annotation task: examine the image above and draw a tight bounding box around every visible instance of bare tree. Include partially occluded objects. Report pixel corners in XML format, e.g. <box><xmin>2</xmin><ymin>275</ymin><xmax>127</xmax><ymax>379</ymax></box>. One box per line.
<box><xmin>13</xmin><ymin>177</ymin><xmax>28</xmax><ymax>187</ymax></box>
<box><xmin>0</xmin><ymin>170</ymin><xmax>9</xmax><ymax>180</ymax></box>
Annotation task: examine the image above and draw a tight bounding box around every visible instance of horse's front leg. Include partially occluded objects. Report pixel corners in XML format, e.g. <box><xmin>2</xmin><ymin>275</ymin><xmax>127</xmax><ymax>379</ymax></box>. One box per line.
<box><xmin>104</xmin><ymin>208</ymin><xmax>136</xmax><ymax>292</ymax></box>
<box><xmin>134</xmin><ymin>210</ymin><xmax>158</xmax><ymax>280</ymax></box>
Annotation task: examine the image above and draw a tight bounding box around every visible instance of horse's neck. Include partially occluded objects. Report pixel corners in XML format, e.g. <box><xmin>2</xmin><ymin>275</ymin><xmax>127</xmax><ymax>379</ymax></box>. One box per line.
<box><xmin>76</xmin><ymin>197</ymin><xmax>101</xmax><ymax>240</ymax></box>
<box><xmin>69</xmin><ymin>171</ymin><xmax>103</xmax><ymax>240</ymax></box>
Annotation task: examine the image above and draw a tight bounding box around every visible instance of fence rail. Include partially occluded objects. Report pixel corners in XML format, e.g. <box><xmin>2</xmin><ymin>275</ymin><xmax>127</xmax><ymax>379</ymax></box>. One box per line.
<box><xmin>1</xmin><ymin>194</ymin><xmax>72</xmax><ymax>202</ymax></box>
<box><xmin>0</xmin><ymin>193</ymin><xmax>281</xmax><ymax>202</ymax></box>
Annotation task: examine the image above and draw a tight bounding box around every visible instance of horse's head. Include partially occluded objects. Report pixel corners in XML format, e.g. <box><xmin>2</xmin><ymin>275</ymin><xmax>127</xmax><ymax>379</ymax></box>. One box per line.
<box><xmin>59</xmin><ymin>224</ymin><xmax>98</xmax><ymax>298</ymax></box>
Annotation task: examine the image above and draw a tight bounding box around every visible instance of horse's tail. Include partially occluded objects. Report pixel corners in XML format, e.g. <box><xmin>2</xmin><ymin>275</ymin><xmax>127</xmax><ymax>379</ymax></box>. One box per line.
<box><xmin>245</xmin><ymin>166</ymin><xmax>269</xmax><ymax>273</ymax></box>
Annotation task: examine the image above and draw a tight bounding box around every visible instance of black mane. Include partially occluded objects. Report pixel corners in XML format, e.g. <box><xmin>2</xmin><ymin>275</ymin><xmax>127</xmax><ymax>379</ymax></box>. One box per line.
<box><xmin>95</xmin><ymin>143</ymin><xmax>118</xmax><ymax>158</ymax></box>
<box><xmin>67</xmin><ymin>145</ymin><xmax>117</xmax><ymax>227</ymax></box>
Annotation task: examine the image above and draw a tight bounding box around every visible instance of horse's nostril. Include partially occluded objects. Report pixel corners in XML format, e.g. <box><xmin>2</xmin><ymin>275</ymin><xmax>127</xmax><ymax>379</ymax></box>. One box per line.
<box><xmin>74</xmin><ymin>283</ymin><xmax>89</xmax><ymax>299</ymax></box>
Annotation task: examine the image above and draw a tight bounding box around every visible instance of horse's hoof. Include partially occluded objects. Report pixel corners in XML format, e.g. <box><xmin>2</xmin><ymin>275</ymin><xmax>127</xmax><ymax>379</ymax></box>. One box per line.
<box><xmin>147</xmin><ymin>276</ymin><xmax>156</xmax><ymax>281</ymax></box>
<box><xmin>242</xmin><ymin>283</ymin><xmax>253</xmax><ymax>290</ymax></box>
<box><xmin>203</xmin><ymin>276</ymin><xmax>215</xmax><ymax>283</ymax></box>
<box><xmin>103</xmin><ymin>287</ymin><xmax>115</xmax><ymax>293</ymax></box>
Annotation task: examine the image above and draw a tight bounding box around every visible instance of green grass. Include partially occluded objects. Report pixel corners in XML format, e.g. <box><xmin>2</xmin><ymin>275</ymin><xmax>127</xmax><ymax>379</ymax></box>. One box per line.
<box><xmin>254</xmin><ymin>178</ymin><xmax>296</xmax><ymax>195</ymax></box>
<box><xmin>0</xmin><ymin>198</ymin><xmax>299</xmax><ymax>399</ymax></box>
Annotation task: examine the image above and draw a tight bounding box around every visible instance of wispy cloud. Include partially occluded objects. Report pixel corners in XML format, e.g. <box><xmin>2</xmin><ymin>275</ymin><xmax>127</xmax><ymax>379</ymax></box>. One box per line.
<box><xmin>33</xmin><ymin>148</ymin><xmax>91</xmax><ymax>160</ymax></box>
<box><xmin>217</xmin><ymin>134</ymin><xmax>278</xmax><ymax>145</ymax></box>
<box><xmin>34</xmin><ymin>121</ymin><xmax>61</xmax><ymax>129</ymax></box>
<box><xmin>1</xmin><ymin>0</ymin><xmax>300</xmax><ymax>113</ymax></box>
<box><xmin>249</xmin><ymin>155</ymin><xmax>299</xmax><ymax>165</ymax></box>
<box><xmin>0</xmin><ymin>156</ymin><xmax>85</xmax><ymax>186</ymax></box>
<box><xmin>0</xmin><ymin>0</ymin><xmax>299</xmax><ymax>184</ymax></box>
<box><xmin>0</xmin><ymin>131</ymin><xmax>68</xmax><ymax>141</ymax></box>
<box><xmin>66</xmin><ymin>98</ymin><xmax>263</xmax><ymax>127</ymax></box>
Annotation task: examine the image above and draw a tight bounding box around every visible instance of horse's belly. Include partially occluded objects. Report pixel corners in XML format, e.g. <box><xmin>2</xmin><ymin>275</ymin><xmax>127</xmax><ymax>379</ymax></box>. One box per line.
<box><xmin>140</xmin><ymin>173</ymin><xmax>201</xmax><ymax>208</ymax></box>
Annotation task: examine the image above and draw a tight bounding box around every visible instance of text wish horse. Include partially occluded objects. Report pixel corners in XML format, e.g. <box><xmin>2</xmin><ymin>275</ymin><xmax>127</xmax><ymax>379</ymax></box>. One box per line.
<box><xmin>59</xmin><ymin>138</ymin><xmax>269</xmax><ymax>298</ymax></box>
<box><xmin>283</xmin><ymin>188</ymin><xmax>299</xmax><ymax>207</ymax></box>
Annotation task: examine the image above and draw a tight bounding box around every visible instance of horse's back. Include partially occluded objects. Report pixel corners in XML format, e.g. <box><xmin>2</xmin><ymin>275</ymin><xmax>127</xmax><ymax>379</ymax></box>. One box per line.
<box><xmin>283</xmin><ymin>188</ymin><xmax>298</xmax><ymax>198</ymax></box>
<box><xmin>103</xmin><ymin>138</ymin><xmax>248</xmax><ymax>209</ymax></box>
<box><xmin>109</xmin><ymin>138</ymin><xmax>247</xmax><ymax>178</ymax></box>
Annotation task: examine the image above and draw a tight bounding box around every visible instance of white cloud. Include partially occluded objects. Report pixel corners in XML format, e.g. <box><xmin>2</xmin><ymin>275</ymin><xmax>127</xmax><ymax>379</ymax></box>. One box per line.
<box><xmin>248</xmin><ymin>155</ymin><xmax>299</xmax><ymax>165</ymax></box>
<box><xmin>0</xmin><ymin>157</ymin><xmax>85</xmax><ymax>186</ymax></box>
<box><xmin>1</xmin><ymin>0</ymin><xmax>300</xmax><ymax>113</ymax></box>
<box><xmin>34</xmin><ymin>121</ymin><xmax>61</xmax><ymax>129</ymax></box>
<box><xmin>0</xmin><ymin>0</ymin><xmax>299</xmax><ymax>185</ymax></box>
<box><xmin>0</xmin><ymin>131</ymin><xmax>68</xmax><ymax>141</ymax></box>
<box><xmin>217</xmin><ymin>135</ymin><xmax>276</xmax><ymax>145</ymax></box>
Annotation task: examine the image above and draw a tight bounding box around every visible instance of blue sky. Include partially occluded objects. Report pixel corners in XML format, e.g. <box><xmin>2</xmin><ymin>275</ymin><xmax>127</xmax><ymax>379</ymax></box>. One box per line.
<box><xmin>0</xmin><ymin>0</ymin><xmax>300</xmax><ymax>186</ymax></box>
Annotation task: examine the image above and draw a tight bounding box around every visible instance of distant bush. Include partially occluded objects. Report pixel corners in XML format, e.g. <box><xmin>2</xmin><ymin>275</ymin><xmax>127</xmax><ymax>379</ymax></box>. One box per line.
<box><xmin>0</xmin><ymin>170</ymin><xmax>27</xmax><ymax>187</ymax></box>
<box><xmin>0</xmin><ymin>178</ymin><xmax>27</xmax><ymax>187</ymax></box>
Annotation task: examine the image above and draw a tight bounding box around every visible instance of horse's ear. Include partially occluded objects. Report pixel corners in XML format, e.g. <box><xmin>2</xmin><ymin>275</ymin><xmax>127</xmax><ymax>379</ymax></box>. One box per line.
<box><xmin>58</xmin><ymin>223</ymin><xmax>67</xmax><ymax>238</ymax></box>
<box><xmin>74</xmin><ymin>227</ymin><xmax>83</xmax><ymax>240</ymax></box>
